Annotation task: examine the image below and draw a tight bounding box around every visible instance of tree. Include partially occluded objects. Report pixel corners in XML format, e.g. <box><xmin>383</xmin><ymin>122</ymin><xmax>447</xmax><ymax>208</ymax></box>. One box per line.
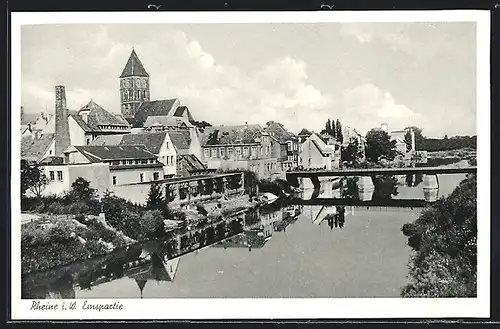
<box><xmin>365</xmin><ymin>129</ymin><xmax>397</xmax><ymax>163</ymax></box>
<box><xmin>146</xmin><ymin>182</ymin><xmax>164</xmax><ymax>211</ymax></box>
<box><xmin>325</xmin><ymin>119</ymin><xmax>332</xmax><ymax>135</ymax></box>
<box><xmin>68</xmin><ymin>177</ymin><xmax>97</xmax><ymax>202</ymax></box>
<box><xmin>140</xmin><ymin>210</ymin><xmax>165</xmax><ymax>240</ymax></box>
<box><xmin>341</xmin><ymin>138</ymin><xmax>363</xmax><ymax>167</ymax></box>
<box><xmin>21</xmin><ymin>160</ymin><xmax>48</xmax><ymax>199</ymax></box>
<box><xmin>331</xmin><ymin>119</ymin><xmax>336</xmax><ymax>138</ymax></box>
<box><xmin>335</xmin><ymin>119</ymin><xmax>343</xmax><ymax>144</ymax></box>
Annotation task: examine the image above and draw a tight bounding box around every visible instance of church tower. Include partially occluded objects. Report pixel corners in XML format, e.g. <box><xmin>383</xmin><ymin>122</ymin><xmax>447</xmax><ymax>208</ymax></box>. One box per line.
<box><xmin>119</xmin><ymin>49</ymin><xmax>150</xmax><ymax>121</ymax></box>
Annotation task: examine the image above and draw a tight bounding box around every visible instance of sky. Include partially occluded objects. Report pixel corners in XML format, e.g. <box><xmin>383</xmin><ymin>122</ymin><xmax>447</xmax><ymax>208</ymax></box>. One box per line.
<box><xmin>21</xmin><ymin>22</ymin><xmax>477</xmax><ymax>137</ymax></box>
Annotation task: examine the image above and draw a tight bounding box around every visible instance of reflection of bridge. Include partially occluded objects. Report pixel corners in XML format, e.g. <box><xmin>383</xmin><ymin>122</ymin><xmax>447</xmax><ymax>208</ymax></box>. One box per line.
<box><xmin>292</xmin><ymin>198</ymin><xmax>428</xmax><ymax>208</ymax></box>
<box><xmin>286</xmin><ymin>166</ymin><xmax>477</xmax><ymax>179</ymax></box>
<box><xmin>286</xmin><ymin>166</ymin><xmax>477</xmax><ymax>197</ymax></box>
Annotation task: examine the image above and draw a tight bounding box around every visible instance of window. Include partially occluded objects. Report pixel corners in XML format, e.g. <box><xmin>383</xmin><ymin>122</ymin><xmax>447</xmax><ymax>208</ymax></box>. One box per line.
<box><xmin>86</xmin><ymin>138</ymin><xmax>91</xmax><ymax>145</ymax></box>
<box><xmin>113</xmin><ymin>176</ymin><xmax>117</xmax><ymax>185</ymax></box>
<box><xmin>227</xmin><ymin>148</ymin><xmax>233</xmax><ymax>157</ymax></box>
<box><xmin>166</xmin><ymin>142</ymin><xmax>169</xmax><ymax>149</ymax></box>
<box><xmin>266</xmin><ymin>146</ymin><xmax>271</xmax><ymax>155</ymax></box>
<box><xmin>57</xmin><ymin>171</ymin><xmax>63</xmax><ymax>181</ymax></box>
<box><xmin>243</xmin><ymin>147</ymin><xmax>249</xmax><ymax>156</ymax></box>
<box><xmin>220</xmin><ymin>148</ymin><xmax>225</xmax><ymax>157</ymax></box>
<box><xmin>251</xmin><ymin>146</ymin><xmax>257</xmax><ymax>157</ymax></box>
<box><xmin>235</xmin><ymin>147</ymin><xmax>241</xmax><ymax>157</ymax></box>
<box><xmin>49</xmin><ymin>150</ymin><xmax>52</xmax><ymax>155</ymax></box>
<box><xmin>141</xmin><ymin>159</ymin><xmax>148</xmax><ymax>164</ymax></box>
<box><xmin>140</xmin><ymin>173</ymin><xmax>144</xmax><ymax>182</ymax></box>
<box><xmin>170</xmin><ymin>156</ymin><xmax>174</xmax><ymax>165</ymax></box>
<box><xmin>204</xmin><ymin>148</ymin><xmax>210</xmax><ymax>158</ymax></box>
<box><xmin>211</xmin><ymin>148</ymin><xmax>217</xmax><ymax>158</ymax></box>
<box><xmin>49</xmin><ymin>171</ymin><xmax>55</xmax><ymax>181</ymax></box>
<box><xmin>153</xmin><ymin>172</ymin><xmax>160</xmax><ymax>181</ymax></box>
<box><xmin>128</xmin><ymin>160</ymin><xmax>133</xmax><ymax>165</ymax></box>
<box><xmin>121</xmin><ymin>160</ymin><xmax>127</xmax><ymax>165</ymax></box>
<box><xmin>112</xmin><ymin>161</ymin><xmax>119</xmax><ymax>166</ymax></box>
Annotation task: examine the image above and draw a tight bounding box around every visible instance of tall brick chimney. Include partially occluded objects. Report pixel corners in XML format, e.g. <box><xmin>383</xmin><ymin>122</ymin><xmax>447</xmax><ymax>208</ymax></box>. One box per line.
<box><xmin>54</xmin><ymin>85</ymin><xmax>71</xmax><ymax>156</ymax></box>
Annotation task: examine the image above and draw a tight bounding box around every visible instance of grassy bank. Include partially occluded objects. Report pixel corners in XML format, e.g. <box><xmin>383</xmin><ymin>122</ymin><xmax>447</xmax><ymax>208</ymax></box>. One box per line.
<box><xmin>401</xmin><ymin>174</ymin><xmax>477</xmax><ymax>297</ymax></box>
<box><xmin>21</xmin><ymin>193</ymin><xmax>257</xmax><ymax>275</ymax></box>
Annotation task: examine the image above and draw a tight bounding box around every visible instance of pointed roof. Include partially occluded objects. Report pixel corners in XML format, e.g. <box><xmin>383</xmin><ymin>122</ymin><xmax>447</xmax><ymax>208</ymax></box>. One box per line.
<box><xmin>75</xmin><ymin>100</ymin><xmax>130</xmax><ymax>130</ymax></box>
<box><xmin>120</xmin><ymin>49</ymin><xmax>150</xmax><ymax>78</ymax></box>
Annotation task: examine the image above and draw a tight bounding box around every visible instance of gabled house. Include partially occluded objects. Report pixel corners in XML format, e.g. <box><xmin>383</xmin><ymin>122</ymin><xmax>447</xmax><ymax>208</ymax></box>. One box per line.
<box><xmin>299</xmin><ymin>132</ymin><xmax>341</xmax><ymax>170</ymax></box>
<box><xmin>264</xmin><ymin>121</ymin><xmax>300</xmax><ymax>170</ymax></box>
<box><xmin>68</xmin><ymin>100</ymin><xmax>131</xmax><ymax>146</ymax></box>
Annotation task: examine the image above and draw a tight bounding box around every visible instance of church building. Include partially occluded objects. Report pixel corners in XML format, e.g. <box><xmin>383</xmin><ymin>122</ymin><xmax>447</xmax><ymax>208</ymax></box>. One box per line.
<box><xmin>119</xmin><ymin>49</ymin><xmax>196</xmax><ymax>129</ymax></box>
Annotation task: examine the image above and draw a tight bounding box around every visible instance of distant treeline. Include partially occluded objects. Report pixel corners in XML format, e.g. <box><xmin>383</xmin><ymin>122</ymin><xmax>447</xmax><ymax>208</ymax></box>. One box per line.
<box><xmin>419</xmin><ymin>136</ymin><xmax>476</xmax><ymax>152</ymax></box>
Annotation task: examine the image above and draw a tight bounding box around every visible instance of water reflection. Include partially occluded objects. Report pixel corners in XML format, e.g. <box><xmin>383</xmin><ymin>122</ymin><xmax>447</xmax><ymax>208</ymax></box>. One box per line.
<box><xmin>22</xmin><ymin>174</ymin><xmax>465</xmax><ymax>299</ymax></box>
<box><xmin>302</xmin><ymin>173</ymin><xmax>436</xmax><ymax>203</ymax></box>
<box><xmin>21</xmin><ymin>203</ymin><xmax>303</xmax><ymax>299</ymax></box>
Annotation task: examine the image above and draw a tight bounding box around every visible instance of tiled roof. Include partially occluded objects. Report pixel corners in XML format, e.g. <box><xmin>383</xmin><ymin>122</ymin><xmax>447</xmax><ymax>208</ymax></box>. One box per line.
<box><xmin>120</xmin><ymin>49</ymin><xmax>149</xmax><ymax>78</ymax></box>
<box><xmin>70</xmin><ymin>114</ymin><xmax>92</xmax><ymax>132</ymax></box>
<box><xmin>143</xmin><ymin>116</ymin><xmax>190</xmax><ymax>129</ymax></box>
<box><xmin>90</xmin><ymin>135</ymin><xmax>126</xmax><ymax>146</ymax></box>
<box><xmin>119</xmin><ymin>132</ymin><xmax>168</xmax><ymax>154</ymax></box>
<box><xmin>167</xmin><ymin>131</ymin><xmax>191</xmax><ymax>154</ymax></box>
<box><xmin>264</xmin><ymin>121</ymin><xmax>295</xmax><ymax>143</ymax></box>
<box><xmin>70</xmin><ymin>145</ymin><xmax>157</xmax><ymax>162</ymax></box>
<box><xmin>178</xmin><ymin>154</ymin><xmax>207</xmax><ymax>171</ymax></box>
<box><xmin>134</xmin><ymin>99</ymin><xmax>179</xmax><ymax>126</ymax></box>
<box><xmin>21</xmin><ymin>134</ymin><xmax>55</xmax><ymax>161</ymax></box>
<box><xmin>80</xmin><ymin>100</ymin><xmax>130</xmax><ymax>129</ymax></box>
<box><xmin>201</xmin><ymin>124</ymin><xmax>263</xmax><ymax>145</ymax></box>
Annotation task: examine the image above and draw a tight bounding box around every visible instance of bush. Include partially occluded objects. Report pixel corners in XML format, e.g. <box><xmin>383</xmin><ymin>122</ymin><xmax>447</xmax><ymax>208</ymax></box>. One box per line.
<box><xmin>85</xmin><ymin>240</ymin><xmax>108</xmax><ymax>257</ymax></box>
<box><xmin>140</xmin><ymin>210</ymin><xmax>165</xmax><ymax>240</ymax></box>
<box><xmin>46</xmin><ymin>202</ymin><xmax>67</xmax><ymax>215</ymax></box>
<box><xmin>401</xmin><ymin>174</ymin><xmax>477</xmax><ymax>297</ymax></box>
<box><xmin>67</xmin><ymin>202</ymin><xmax>91</xmax><ymax>215</ymax></box>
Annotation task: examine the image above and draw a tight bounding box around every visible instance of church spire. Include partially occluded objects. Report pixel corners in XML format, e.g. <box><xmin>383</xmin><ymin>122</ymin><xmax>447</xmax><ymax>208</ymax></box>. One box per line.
<box><xmin>120</xmin><ymin>48</ymin><xmax>149</xmax><ymax>78</ymax></box>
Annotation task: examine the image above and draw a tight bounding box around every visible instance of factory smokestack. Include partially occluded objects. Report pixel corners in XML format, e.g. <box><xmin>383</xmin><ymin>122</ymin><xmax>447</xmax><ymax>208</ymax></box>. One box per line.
<box><xmin>54</xmin><ymin>85</ymin><xmax>71</xmax><ymax>156</ymax></box>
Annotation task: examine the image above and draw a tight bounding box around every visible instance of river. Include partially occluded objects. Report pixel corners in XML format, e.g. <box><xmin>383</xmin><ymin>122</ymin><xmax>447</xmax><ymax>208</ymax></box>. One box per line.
<box><xmin>22</xmin><ymin>174</ymin><xmax>468</xmax><ymax>299</ymax></box>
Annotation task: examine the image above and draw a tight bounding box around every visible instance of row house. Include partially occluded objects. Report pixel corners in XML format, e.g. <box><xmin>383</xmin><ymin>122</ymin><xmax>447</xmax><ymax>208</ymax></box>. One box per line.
<box><xmin>264</xmin><ymin>121</ymin><xmax>300</xmax><ymax>170</ymax></box>
<box><xmin>199</xmin><ymin>124</ymin><xmax>282</xmax><ymax>178</ymax></box>
<box><xmin>91</xmin><ymin>129</ymin><xmax>205</xmax><ymax>179</ymax></box>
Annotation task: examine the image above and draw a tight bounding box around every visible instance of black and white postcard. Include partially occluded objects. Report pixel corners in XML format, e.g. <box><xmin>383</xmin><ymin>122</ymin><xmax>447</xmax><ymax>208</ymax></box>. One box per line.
<box><xmin>11</xmin><ymin>10</ymin><xmax>490</xmax><ymax>320</ymax></box>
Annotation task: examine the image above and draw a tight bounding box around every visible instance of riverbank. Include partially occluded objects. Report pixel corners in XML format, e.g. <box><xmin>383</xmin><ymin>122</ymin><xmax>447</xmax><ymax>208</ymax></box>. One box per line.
<box><xmin>21</xmin><ymin>194</ymin><xmax>260</xmax><ymax>275</ymax></box>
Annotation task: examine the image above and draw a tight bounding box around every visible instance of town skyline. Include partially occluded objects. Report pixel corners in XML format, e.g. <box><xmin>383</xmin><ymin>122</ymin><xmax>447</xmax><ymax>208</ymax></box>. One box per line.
<box><xmin>21</xmin><ymin>22</ymin><xmax>477</xmax><ymax>137</ymax></box>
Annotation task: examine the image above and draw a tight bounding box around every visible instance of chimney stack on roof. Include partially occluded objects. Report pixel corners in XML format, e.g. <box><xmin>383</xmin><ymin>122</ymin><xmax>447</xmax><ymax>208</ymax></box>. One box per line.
<box><xmin>54</xmin><ymin>85</ymin><xmax>71</xmax><ymax>156</ymax></box>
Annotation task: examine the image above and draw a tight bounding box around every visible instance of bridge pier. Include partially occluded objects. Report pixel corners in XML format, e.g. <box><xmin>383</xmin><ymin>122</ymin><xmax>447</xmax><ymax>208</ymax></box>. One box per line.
<box><xmin>422</xmin><ymin>174</ymin><xmax>439</xmax><ymax>202</ymax></box>
<box><xmin>357</xmin><ymin>176</ymin><xmax>375</xmax><ymax>201</ymax></box>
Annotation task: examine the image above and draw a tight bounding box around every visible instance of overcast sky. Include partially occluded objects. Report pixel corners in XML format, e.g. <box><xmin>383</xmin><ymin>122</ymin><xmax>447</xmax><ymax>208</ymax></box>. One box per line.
<box><xmin>21</xmin><ymin>23</ymin><xmax>476</xmax><ymax>137</ymax></box>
